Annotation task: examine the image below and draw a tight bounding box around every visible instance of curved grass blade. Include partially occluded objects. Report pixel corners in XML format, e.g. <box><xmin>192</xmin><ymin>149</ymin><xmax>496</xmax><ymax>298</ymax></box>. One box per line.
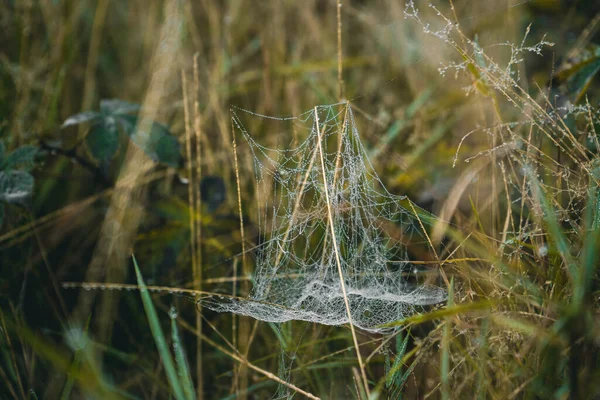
<box><xmin>133</xmin><ymin>255</ymin><xmax>186</xmax><ymax>400</ymax></box>
<box><xmin>170</xmin><ymin>309</ymin><xmax>196</xmax><ymax>400</ymax></box>
<box><xmin>382</xmin><ymin>300</ymin><xmax>492</xmax><ymax>329</ymax></box>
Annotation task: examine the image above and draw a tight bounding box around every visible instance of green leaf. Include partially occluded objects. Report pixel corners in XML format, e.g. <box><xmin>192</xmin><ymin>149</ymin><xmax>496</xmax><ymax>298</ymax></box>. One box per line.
<box><xmin>131</xmin><ymin>122</ymin><xmax>181</xmax><ymax>167</ymax></box>
<box><xmin>567</xmin><ymin>60</ymin><xmax>600</xmax><ymax>103</ymax></box>
<box><xmin>85</xmin><ymin>119</ymin><xmax>120</xmax><ymax>164</ymax></box>
<box><xmin>61</xmin><ymin>111</ymin><xmax>101</xmax><ymax>128</ymax></box>
<box><xmin>5</xmin><ymin>145</ymin><xmax>38</xmax><ymax>171</ymax></box>
<box><xmin>62</xmin><ymin>100</ymin><xmax>180</xmax><ymax>168</ymax></box>
<box><xmin>117</xmin><ymin>114</ymin><xmax>138</xmax><ymax>135</ymax></box>
<box><xmin>527</xmin><ymin>168</ymin><xmax>578</xmax><ymax>283</ymax></box>
<box><xmin>155</xmin><ymin>131</ymin><xmax>182</xmax><ymax>168</ymax></box>
<box><xmin>100</xmin><ymin>99</ymin><xmax>140</xmax><ymax>116</ymax></box>
<box><xmin>133</xmin><ymin>255</ymin><xmax>186</xmax><ymax>400</ymax></box>
<box><xmin>555</xmin><ymin>44</ymin><xmax>600</xmax><ymax>103</ymax></box>
<box><xmin>0</xmin><ymin>170</ymin><xmax>34</xmax><ymax>206</ymax></box>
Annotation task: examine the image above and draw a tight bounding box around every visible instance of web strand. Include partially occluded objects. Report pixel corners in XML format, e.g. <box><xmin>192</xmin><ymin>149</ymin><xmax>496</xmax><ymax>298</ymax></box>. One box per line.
<box><xmin>203</xmin><ymin>103</ymin><xmax>446</xmax><ymax>333</ymax></box>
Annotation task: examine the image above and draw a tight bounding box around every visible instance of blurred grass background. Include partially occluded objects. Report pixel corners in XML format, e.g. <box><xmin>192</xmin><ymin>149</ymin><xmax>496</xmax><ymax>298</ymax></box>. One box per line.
<box><xmin>1</xmin><ymin>0</ymin><xmax>600</xmax><ymax>398</ymax></box>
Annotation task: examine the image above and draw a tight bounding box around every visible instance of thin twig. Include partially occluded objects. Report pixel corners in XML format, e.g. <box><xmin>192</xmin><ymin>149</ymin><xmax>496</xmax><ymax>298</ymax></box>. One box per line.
<box><xmin>337</xmin><ymin>0</ymin><xmax>344</xmax><ymax>101</ymax></box>
<box><xmin>181</xmin><ymin>310</ymin><xmax>321</xmax><ymax>400</ymax></box>
<box><xmin>38</xmin><ymin>139</ymin><xmax>111</xmax><ymax>187</ymax></box>
<box><xmin>181</xmin><ymin>70</ymin><xmax>197</xmax><ymax>290</ymax></box>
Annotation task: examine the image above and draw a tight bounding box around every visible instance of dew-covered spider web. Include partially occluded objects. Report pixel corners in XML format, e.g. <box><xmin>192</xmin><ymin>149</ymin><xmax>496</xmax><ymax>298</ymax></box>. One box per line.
<box><xmin>202</xmin><ymin>103</ymin><xmax>445</xmax><ymax>333</ymax></box>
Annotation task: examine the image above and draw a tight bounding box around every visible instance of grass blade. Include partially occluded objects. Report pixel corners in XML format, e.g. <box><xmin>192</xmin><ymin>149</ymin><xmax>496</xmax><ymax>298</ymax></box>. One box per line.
<box><xmin>382</xmin><ymin>300</ymin><xmax>492</xmax><ymax>329</ymax></box>
<box><xmin>441</xmin><ymin>278</ymin><xmax>453</xmax><ymax>400</ymax></box>
<box><xmin>133</xmin><ymin>255</ymin><xmax>186</xmax><ymax>400</ymax></box>
<box><xmin>170</xmin><ymin>308</ymin><xmax>197</xmax><ymax>400</ymax></box>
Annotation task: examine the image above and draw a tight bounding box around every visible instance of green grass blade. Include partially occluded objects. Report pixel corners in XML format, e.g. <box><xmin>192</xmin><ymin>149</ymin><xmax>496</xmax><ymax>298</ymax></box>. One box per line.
<box><xmin>386</xmin><ymin>330</ymin><xmax>410</xmax><ymax>388</ymax></box>
<box><xmin>388</xmin><ymin>353</ymin><xmax>422</xmax><ymax>399</ymax></box>
<box><xmin>384</xmin><ymin>350</ymin><xmax>391</xmax><ymax>389</ymax></box>
<box><xmin>441</xmin><ymin>278</ymin><xmax>453</xmax><ymax>400</ymax></box>
<box><xmin>382</xmin><ymin>300</ymin><xmax>492</xmax><ymax>328</ymax></box>
<box><xmin>170</xmin><ymin>308</ymin><xmax>196</xmax><ymax>400</ymax></box>
<box><xmin>397</xmin><ymin>357</ymin><xmax>418</xmax><ymax>392</ymax></box>
<box><xmin>133</xmin><ymin>255</ymin><xmax>186</xmax><ymax>400</ymax></box>
<box><xmin>528</xmin><ymin>169</ymin><xmax>578</xmax><ymax>283</ymax></box>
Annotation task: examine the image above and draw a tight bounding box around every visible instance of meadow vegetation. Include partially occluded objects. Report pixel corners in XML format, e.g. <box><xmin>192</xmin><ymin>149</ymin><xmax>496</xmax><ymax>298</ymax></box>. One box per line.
<box><xmin>1</xmin><ymin>0</ymin><xmax>600</xmax><ymax>399</ymax></box>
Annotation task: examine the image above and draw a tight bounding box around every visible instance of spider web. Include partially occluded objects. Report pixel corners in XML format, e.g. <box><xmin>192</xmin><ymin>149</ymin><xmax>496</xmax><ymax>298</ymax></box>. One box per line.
<box><xmin>202</xmin><ymin>103</ymin><xmax>445</xmax><ymax>333</ymax></box>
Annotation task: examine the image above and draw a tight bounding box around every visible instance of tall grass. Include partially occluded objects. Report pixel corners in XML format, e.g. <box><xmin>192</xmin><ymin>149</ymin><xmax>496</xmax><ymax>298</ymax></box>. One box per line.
<box><xmin>0</xmin><ymin>0</ymin><xmax>599</xmax><ymax>399</ymax></box>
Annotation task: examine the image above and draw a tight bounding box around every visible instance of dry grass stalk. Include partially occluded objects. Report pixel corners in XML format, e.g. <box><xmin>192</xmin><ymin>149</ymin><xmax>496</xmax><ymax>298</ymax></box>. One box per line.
<box><xmin>231</xmin><ymin>111</ymin><xmax>250</xmax><ymax>399</ymax></box>
<box><xmin>314</xmin><ymin>106</ymin><xmax>370</xmax><ymax>398</ymax></box>
<box><xmin>192</xmin><ymin>53</ymin><xmax>205</xmax><ymax>400</ymax></box>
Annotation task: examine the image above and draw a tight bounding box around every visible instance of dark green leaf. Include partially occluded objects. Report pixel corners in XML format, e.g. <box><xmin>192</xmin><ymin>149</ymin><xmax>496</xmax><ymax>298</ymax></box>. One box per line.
<box><xmin>117</xmin><ymin>114</ymin><xmax>138</xmax><ymax>135</ymax></box>
<box><xmin>0</xmin><ymin>202</ymin><xmax>4</xmax><ymax>229</ymax></box>
<box><xmin>5</xmin><ymin>145</ymin><xmax>38</xmax><ymax>171</ymax></box>
<box><xmin>556</xmin><ymin>45</ymin><xmax>600</xmax><ymax>79</ymax></box>
<box><xmin>85</xmin><ymin>120</ymin><xmax>120</xmax><ymax>164</ymax></box>
<box><xmin>63</xmin><ymin>100</ymin><xmax>179</xmax><ymax>168</ymax></box>
<box><xmin>61</xmin><ymin>112</ymin><xmax>101</xmax><ymax>128</ymax></box>
<box><xmin>555</xmin><ymin>44</ymin><xmax>600</xmax><ymax>103</ymax></box>
<box><xmin>0</xmin><ymin>170</ymin><xmax>34</xmax><ymax>205</ymax></box>
<box><xmin>131</xmin><ymin>122</ymin><xmax>181</xmax><ymax>167</ymax></box>
<box><xmin>567</xmin><ymin>60</ymin><xmax>600</xmax><ymax>103</ymax></box>
<box><xmin>100</xmin><ymin>99</ymin><xmax>140</xmax><ymax>116</ymax></box>
<box><xmin>155</xmin><ymin>132</ymin><xmax>181</xmax><ymax>168</ymax></box>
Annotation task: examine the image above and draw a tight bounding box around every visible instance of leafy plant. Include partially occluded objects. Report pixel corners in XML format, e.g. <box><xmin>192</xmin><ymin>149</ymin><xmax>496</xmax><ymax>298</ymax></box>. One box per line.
<box><xmin>62</xmin><ymin>99</ymin><xmax>182</xmax><ymax>169</ymax></box>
